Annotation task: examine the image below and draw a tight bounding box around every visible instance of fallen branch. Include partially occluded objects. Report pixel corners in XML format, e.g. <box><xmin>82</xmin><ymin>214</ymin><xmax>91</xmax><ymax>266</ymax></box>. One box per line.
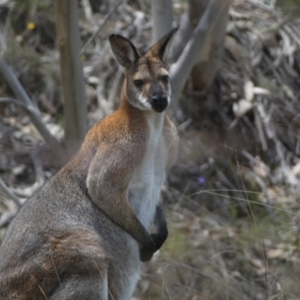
<box><xmin>0</xmin><ymin>97</ymin><xmax>28</xmax><ymax>110</ymax></box>
<box><xmin>0</xmin><ymin>177</ymin><xmax>22</xmax><ymax>208</ymax></box>
<box><xmin>0</xmin><ymin>57</ymin><xmax>67</xmax><ymax>164</ymax></box>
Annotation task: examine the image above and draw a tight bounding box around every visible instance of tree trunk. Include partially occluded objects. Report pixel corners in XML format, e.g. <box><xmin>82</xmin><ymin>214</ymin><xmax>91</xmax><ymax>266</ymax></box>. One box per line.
<box><xmin>189</xmin><ymin>0</ymin><xmax>229</xmax><ymax>91</ymax></box>
<box><xmin>55</xmin><ymin>0</ymin><xmax>87</xmax><ymax>159</ymax></box>
<box><xmin>169</xmin><ymin>0</ymin><xmax>231</xmax><ymax>109</ymax></box>
<box><xmin>151</xmin><ymin>0</ymin><xmax>173</xmax><ymax>45</ymax></box>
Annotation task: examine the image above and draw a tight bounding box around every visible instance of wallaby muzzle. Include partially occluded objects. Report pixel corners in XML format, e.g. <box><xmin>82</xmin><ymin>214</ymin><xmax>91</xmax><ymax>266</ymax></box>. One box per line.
<box><xmin>150</xmin><ymin>93</ymin><xmax>168</xmax><ymax>113</ymax></box>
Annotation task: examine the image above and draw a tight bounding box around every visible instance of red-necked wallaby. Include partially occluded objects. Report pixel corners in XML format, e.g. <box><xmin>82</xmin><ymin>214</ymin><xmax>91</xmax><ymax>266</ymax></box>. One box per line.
<box><xmin>0</xmin><ymin>28</ymin><xmax>178</xmax><ymax>300</ymax></box>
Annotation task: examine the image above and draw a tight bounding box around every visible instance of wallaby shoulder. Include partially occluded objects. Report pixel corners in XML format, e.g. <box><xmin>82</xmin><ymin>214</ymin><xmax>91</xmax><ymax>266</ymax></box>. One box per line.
<box><xmin>0</xmin><ymin>175</ymin><xmax>139</xmax><ymax>299</ymax></box>
<box><xmin>84</xmin><ymin>102</ymin><xmax>149</xmax><ymax>148</ymax></box>
<box><xmin>51</xmin><ymin>102</ymin><xmax>151</xmax><ymax>201</ymax></box>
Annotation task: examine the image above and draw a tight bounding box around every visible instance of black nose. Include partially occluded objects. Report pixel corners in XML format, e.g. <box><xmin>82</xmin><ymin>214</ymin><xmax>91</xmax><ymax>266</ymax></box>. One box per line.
<box><xmin>151</xmin><ymin>94</ymin><xmax>168</xmax><ymax>112</ymax></box>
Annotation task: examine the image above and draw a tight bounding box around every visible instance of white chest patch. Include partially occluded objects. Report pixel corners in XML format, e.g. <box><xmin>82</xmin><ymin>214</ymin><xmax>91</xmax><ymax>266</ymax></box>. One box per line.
<box><xmin>128</xmin><ymin>115</ymin><xmax>167</xmax><ymax>230</ymax></box>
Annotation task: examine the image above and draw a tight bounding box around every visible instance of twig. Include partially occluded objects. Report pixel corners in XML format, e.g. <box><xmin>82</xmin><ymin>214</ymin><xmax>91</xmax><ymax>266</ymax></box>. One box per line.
<box><xmin>0</xmin><ymin>97</ymin><xmax>29</xmax><ymax>110</ymax></box>
<box><xmin>95</xmin><ymin>65</ymin><xmax>119</xmax><ymax>118</ymax></box>
<box><xmin>0</xmin><ymin>56</ymin><xmax>66</xmax><ymax>164</ymax></box>
<box><xmin>258</xmin><ymin>14</ymin><xmax>291</xmax><ymax>34</ymax></box>
<box><xmin>31</xmin><ymin>153</ymin><xmax>45</xmax><ymax>186</ymax></box>
<box><xmin>81</xmin><ymin>0</ymin><xmax>123</xmax><ymax>55</ymax></box>
<box><xmin>107</xmin><ymin>65</ymin><xmax>123</xmax><ymax>111</ymax></box>
<box><xmin>254</xmin><ymin>106</ymin><xmax>268</xmax><ymax>151</ymax></box>
<box><xmin>11</xmin><ymin>182</ymin><xmax>40</xmax><ymax>198</ymax></box>
<box><xmin>177</xmin><ymin>119</ymin><xmax>192</xmax><ymax>132</ymax></box>
<box><xmin>0</xmin><ymin>210</ymin><xmax>18</xmax><ymax>227</ymax></box>
<box><xmin>0</xmin><ymin>177</ymin><xmax>22</xmax><ymax>208</ymax></box>
<box><xmin>284</xmin><ymin>24</ymin><xmax>300</xmax><ymax>48</ymax></box>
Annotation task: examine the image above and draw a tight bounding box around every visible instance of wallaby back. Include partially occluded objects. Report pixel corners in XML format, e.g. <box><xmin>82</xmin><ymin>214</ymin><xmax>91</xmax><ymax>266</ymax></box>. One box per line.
<box><xmin>0</xmin><ymin>28</ymin><xmax>178</xmax><ymax>300</ymax></box>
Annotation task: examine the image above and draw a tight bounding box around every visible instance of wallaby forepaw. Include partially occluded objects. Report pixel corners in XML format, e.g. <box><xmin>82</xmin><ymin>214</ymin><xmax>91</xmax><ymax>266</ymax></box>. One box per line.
<box><xmin>150</xmin><ymin>232</ymin><xmax>167</xmax><ymax>251</ymax></box>
<box><xmin>139</xmin><ymin>248</ymin><xmax>154</xmax><ymax>262</ymax></box>
<box><xmin>139</xmin><ymin>241</ymin><xmax>156</xmax><ymax>262</ymax></box>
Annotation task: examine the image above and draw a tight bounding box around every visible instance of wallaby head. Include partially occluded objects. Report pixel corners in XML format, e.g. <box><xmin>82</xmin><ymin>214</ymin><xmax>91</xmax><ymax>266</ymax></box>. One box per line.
<box><xmin>109</xmin><ymin>28</ymin><xmax>178</xmax><ymax>113</ymax></box>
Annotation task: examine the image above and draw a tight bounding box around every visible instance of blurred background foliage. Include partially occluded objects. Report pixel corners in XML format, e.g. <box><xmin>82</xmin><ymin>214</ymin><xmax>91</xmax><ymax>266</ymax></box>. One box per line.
<box><xmin>277</xmin><ymin>0</ymin><xmax>300</xmax><ymax>16</ymax></box>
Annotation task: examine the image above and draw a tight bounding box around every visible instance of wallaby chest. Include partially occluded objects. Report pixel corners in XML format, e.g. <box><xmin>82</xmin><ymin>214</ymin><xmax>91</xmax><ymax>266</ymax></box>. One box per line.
<box><xmin>129</xmin><ymin>115</ymin><xmax>167</xmax><ymax>229</ymax></box>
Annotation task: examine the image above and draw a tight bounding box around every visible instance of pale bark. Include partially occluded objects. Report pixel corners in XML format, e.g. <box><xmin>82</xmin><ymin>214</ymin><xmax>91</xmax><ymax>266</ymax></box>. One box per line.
<box><xmin>55</xmin><ymin>0</ymin><xmax>87</xmax><ymax>159</ymax></box>
<box><xmin>151</xmin><ymin>0</ymin><xmax>173</xmax><ymax>45</ymax></box>
<box><xmin>190</xmin><ymin>0</ymin><xmax>229</xmax><ymax>91</ymax></box>
<box><xmin>169</xmin><ymin>0</ymin><xmax>231</xmax><ymax>109</ymax></box>
<box><xmin>170</xmin><ymin>0</ymin><xmax>211</xmax><ymax>62</ymax></box>
<box><xmin>169</xmin><ymin>11</ymin><xmax>194</xmax><ymax>62</ymax></box>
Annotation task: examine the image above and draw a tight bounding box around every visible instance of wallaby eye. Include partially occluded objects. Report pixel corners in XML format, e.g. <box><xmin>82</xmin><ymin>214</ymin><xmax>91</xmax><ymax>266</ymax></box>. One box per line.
<box><xmin>134</xmin><ymin>79</ymin><xmax>143</xmax><ymax>88</ymax></box>
<box><xmin>161</xmin><ymin>75</ymin><xmax>169</xmax><ymax>83</ymax></box>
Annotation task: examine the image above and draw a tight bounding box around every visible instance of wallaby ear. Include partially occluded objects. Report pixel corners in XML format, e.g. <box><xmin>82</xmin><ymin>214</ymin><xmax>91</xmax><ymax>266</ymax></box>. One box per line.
<box><xmin>109</xmin><ymin>34</ymin><xmax>140</xmax><ymax>68</ymax></box>
<box><xmin>146</xmin><ymin>27</ymin><xmax>179</xmax><ymax>62</ymax></box>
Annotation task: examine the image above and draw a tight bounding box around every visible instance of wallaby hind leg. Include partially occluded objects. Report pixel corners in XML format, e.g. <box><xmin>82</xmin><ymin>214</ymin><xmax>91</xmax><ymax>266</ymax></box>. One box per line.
<box><xmin>49</xmin><ymin>270</ymin><xmax>109</xmax><ymax>300</ymax></box>
<box><xmin>0</xmin><ymin>237</ymin><xmax>109</xmax><ymax>300</ymax></box>
<box><xmin>47</xmin><ymin>228</ymin><xmax>110</xmax><ymax>300</ymax></box>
